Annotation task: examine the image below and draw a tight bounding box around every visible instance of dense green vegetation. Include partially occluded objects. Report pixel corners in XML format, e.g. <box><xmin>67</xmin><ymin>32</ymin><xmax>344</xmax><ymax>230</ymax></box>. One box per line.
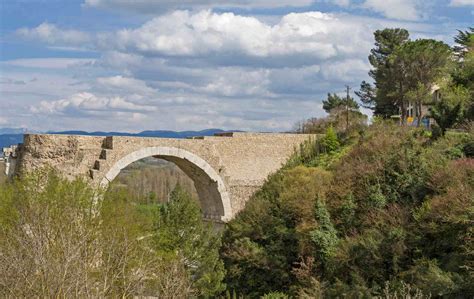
<box><xmin>222</xmin><ymin>122</ymin><xmax>473</xmax><ymax>297</ymax></box>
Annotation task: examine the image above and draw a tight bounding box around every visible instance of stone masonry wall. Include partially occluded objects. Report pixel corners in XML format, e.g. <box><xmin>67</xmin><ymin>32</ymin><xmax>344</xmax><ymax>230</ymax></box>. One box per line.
<box><xmin>16</xmin><ymin>132</ymin><xmax>315</xmax><ymax>220</ymax></box>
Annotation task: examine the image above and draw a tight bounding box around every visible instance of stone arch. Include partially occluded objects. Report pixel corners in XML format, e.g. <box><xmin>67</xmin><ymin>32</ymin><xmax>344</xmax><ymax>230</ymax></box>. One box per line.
<box><xmin>100</xmin><ymin>147</ymin><xmax>232</xmax><ymax>222</ymax></box>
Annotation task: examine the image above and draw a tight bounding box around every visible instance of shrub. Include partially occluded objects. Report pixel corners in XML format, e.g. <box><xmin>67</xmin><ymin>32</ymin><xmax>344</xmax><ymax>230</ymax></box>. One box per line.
<box><xmin>223</xmin><ymin>122</ymin><xmax>473</xmax><ymax>296</ymax></box>
<box><xmin>320</xmin><ymin>126</ymin><xmax>340</xmax><ymax>153</ymax></box>
<box><xmin>0</xmin><ymin>171</ymin><xmax>225</xmax><ymax>298</ymax></box>
<box><xmin>0</xmin><ymin>170</ymin><xmax>156</xmax><ymax>297</ymax></box>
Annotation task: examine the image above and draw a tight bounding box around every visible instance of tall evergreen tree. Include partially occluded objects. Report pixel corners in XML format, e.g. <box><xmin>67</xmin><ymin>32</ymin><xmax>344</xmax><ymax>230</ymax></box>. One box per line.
<box><xmin>356</xmin><ymin>28</ymin><xmax>410</xmax><ymax>118</ymax></box>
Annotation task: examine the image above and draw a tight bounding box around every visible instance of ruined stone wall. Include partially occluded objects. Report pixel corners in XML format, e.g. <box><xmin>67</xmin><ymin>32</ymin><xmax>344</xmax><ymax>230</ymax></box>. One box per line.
<box><xmin>19</xmin><ymin>134</ymin><xmax>104</xmax><ymax>180</ymax></box>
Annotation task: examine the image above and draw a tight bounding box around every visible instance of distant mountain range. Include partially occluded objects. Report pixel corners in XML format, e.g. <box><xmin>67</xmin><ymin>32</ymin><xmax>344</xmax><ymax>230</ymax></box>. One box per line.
<box><xmin>0</xmin><ymin>128</ymin><xmax>239</xmax><ymax>155</ymax></box>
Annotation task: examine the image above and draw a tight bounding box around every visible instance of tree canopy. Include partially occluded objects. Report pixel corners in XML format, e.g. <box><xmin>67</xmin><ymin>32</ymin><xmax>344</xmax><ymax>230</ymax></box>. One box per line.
<box><xmin>322</xmin><ymin>93</ymin><xmax>359</xmax><ymax>113</ymax></box>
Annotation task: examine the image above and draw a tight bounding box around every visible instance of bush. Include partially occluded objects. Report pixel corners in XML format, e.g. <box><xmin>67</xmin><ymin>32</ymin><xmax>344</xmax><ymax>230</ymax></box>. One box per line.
<box><xmin>221</xmin><ymin>166</ymin><xmax>332</xmax><ymax>297</ymax></box>
<box><xmin>222</xmin><ymin>122</ymin><xmax>473</xmax><ymax>296</ymax></box>
<box><xmin>0</xmin><ymin>171</ymin><xmax>225</xmax><ymax>297</ymax></box>
<box><xmin>320</xmin><ymin>126</ymin><xmax>340</xmax><ymax>153</ymax></box>
<box><xmin>0</xmin><ymin>170</ymin><xmax>155</xmax><ymax>297</ymax></box>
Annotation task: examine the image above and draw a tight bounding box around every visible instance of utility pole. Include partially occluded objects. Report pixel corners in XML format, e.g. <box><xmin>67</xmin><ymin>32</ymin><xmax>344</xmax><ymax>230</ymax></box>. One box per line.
<box><xmin>345</xmin><ymin>85</ymin><xmax>351</xmax><ymax>132</ymax></box>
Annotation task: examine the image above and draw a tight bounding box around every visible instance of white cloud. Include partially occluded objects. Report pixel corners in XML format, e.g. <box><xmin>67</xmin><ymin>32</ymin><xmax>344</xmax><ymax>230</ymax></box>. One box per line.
<box><xmin>84</xmin><ymin>0</ymin><xmax>315</xmax><ymax>12</ymax></box>
<box><xmin>0</xmin><ymin>117</ymin><xmax>7</xmax><ymax>125</ymax></box>
<box><xmin>362</xmin><ymin>0</ymin><xmax>420</xmax><ymax>21</ymax></box>
<box><xmin>20</xmin><ymin>11</ymin><xmax>373</xmax><ymax>66</ymax></box>
<box><xmin>321</xmin><ymin>59</ymin><xmax>369</xmax><ymax>81</ymax></box>
<box><xmin>191</xmin><ymin>68</ymin><xmax>271</xmax><ymax>97</ymax></box>
<box><xmin>31</xmin><ymin>92</ymin><xmax>157</xmax><ymax>115</ymax></box>
<box><xmin>17</xmin><ymin>22</ymin><xmax>91</xmax><ymax>46</ymax></box>
<box><xmin>449</xmin><ymin>0</ymin><xmax>474</xmax><ymax>6</ymax></box>
<box><xmin>112</xmin><ymin>10</ymin><xmax>370</xmax><ymax>62</ymax></box>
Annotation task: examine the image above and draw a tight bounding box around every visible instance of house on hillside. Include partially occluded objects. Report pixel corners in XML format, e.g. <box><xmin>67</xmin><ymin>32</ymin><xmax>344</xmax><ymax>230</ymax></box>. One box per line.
<box><xmin>392</xmin><ymin>85</ymin><xmax>441</xmax><ymax>128</ymax></box>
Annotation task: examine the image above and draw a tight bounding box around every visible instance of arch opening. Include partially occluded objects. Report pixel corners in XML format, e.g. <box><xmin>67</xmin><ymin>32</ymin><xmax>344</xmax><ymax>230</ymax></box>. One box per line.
<box><xmin>100</xmin><ymin>147</ymin><xmax>232</xmax><ymax>222</ymax></box>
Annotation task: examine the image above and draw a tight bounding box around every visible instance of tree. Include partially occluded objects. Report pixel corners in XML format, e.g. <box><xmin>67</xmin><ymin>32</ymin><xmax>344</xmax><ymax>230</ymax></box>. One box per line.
<box><xmin>430</xmin><ymin>97</ymin><xmax>463</xmax><ymax>136</ymax></box>
<box><xmin>452</xmin><ymin>29</ymin><xmax>474</xmax><ymax>121</ymax></box>
<box><xmin>453</xmin><ymin>27</ymin><xmax>474</xmax><ymax>59</ymax></box>
<box><xmin>320</xmin><ymin>126</ymin><xmax>340</xmax><ymax>153</ymax></box>
<box><xmin>357</xmin><ymin>28</ymin><xmax>410</xmax><ymax>118</ymax></box>
<box><xmin>355</xmin><ymin>81</ymin><xmax>376</xmax><ymax>109</ymax></box>
<box><xmin>392</xmin><ymin>39</ymin><xmax>452</xmax><ymax>125</ymax></box>
<box><xmin>154</xmin><ymin>185</ymin><xmax>226</xmax><ymax>297</ymax></box>
<box><xmin>0</xmin><ymin>170</ymin><xmax>159</xmax><ymax>297</ymax></box>
<box><xmin>322</xmin><ymin>93</ymin><xmax>359</xmax><ymax>113</ymax></box>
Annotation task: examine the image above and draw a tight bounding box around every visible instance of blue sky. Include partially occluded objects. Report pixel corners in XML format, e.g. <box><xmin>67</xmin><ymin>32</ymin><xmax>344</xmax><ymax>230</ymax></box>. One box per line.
<box><xmin>0</xmin><ymin>0</ymin><xmax>473</xmax><ymax>132</ymax></box>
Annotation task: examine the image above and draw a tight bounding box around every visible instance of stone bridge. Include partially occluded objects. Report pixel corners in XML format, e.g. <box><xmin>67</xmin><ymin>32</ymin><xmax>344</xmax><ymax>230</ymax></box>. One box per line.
<box><xmin>3</xmin><ymin>132</ymin><xmax>314</xmax><ymax>222</ymax></box>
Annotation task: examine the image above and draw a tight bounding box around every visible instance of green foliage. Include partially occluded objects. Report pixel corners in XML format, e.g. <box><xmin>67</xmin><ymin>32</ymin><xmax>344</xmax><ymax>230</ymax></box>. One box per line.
<box><xmin>399</xmin><ymin>259</ymin><xmax>457</xmax><ymax>297</ymax></box>
<box><xmin>310</xmin><ymin>200</ymin><xmax>339</xmax><ymax>265</ymax></box>
<box><xmin>355</xmin><ymin>80</ymin><xmax>377</xmax><ymax>109</ymax></box>
<box><xmin>222</xmin><ymin>122</ymin><xmax>474</xmax><ymax>297</ymax></box>
<box><xmin>452</xmin><ymin>32</ymin><xmax>474</xmax><ymax>122</ymax></box>
<box><xmin>221</xmin><ymin>166</ymin><xmax>331</xmax><ymax>297</ymax></box>
<box><xmin>322</xmin><ymin>93</ymin><xmax>359</xmax><ymax>113</ymax></box>
<box><xmin>360</xmin><ymin>28</ymin><xmax>410</xmax><ymax>117</ymax></box>
<box><xmin>377</xmin><ymin>281</ymin><xmax>429</xmax><ymax>299</ymax></box>
<box><xmin>154</xmin><ymin>185</ymin><xmax>226</xmax><ymax>296</ymax></box>
<box><xmin>453</xmin><ymin>27</ymin><xmax>473</xmax><ymax>59</ymax></box>
<box><xmin>430</xmin><ymin>85</ymin><xmax>468</xmax><ymax>135</ymax></box>
<box><xmin>320</xmin><ymin>126</ymin><xmax>340</xmax><ymax>153</ymax></box>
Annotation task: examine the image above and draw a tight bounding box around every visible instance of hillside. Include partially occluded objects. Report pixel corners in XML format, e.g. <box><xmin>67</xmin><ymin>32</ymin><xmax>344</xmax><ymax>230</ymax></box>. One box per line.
<box><xmin>221</xmin><ymin>123</ymin><xmax>474</xmax><ymax>297</ymax></box>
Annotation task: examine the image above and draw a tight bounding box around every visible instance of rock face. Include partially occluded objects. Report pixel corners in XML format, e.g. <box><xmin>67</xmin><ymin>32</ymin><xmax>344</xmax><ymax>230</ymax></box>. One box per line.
<box><xmin>9</xmin><ymin>132</ymin><xmax>316</xmax><ymax>222</ymax></box>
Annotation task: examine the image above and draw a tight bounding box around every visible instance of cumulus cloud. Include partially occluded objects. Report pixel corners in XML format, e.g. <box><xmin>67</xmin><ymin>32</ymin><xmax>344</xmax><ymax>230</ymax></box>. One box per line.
<box><xmin>18</xmin><ymin>11</ymin><xmax>374</xmax><ymax>68</ymax></box>
<box><xmin>111</xmin><ymin>10</ymin><xmax>370</xmax><ymax>64</ymax></box>
<box><xmin>84</xmin><ymin>0</ymin><xmax>315</xmax><ymax>12</ymax></box>
<box><xmin>17</xmin><ymin>22</ymin><xmax>91</xmax><ymax>46</ymax></box>
<box><xmin>31</xmin><ymin>92</ymin><xmax>157</xmax><ymax>115</ymax></box>
<box><xmin>362</xmin><ymin>0</ymin><xmax>421</xmax><ymax>21</ymax></box>
<box><xmin>449</xmin><ymin>0</ymin><xmax>474</xmax><ymax>6</ymax></box>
